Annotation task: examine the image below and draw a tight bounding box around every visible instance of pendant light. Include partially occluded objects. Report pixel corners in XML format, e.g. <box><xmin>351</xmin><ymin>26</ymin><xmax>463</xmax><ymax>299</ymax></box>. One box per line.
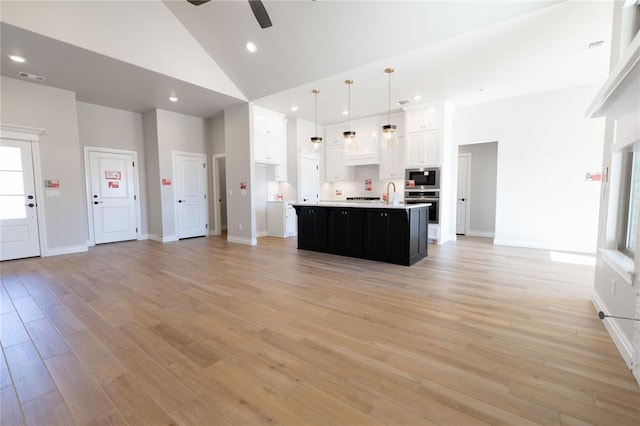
<box><xmin>310</xmin><ymin>89</ymin><xmax>322</xmax><ymax>146</ymax></box>
<box><xmin>381</xmin><ymin>67</ymin><xmax>398</xmax><ymax>148</ymax></box>
<box><xmin>343</xmin><ymin>79</ymin><xmax>356</xmax><ymax>149</ymax></box>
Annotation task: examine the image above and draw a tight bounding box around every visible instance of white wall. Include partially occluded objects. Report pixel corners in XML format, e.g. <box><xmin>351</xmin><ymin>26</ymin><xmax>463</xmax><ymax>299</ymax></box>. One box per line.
<box><xmin>453</xmin><ymin>84</ymin><xmax>606</xmax><ymax>253</ymax></box>
<box><xmin>458</xmin><ymin>142</ymin><xmax>498</xmax><ymax>236</ymax></box>
<box><xmin>224</xmin><ymin>103</ymin><xmax>255</xmax><ymax>245</ymax></box>
<box><xmin>76</xmin><ymin>102</ymin><xmax>149</xmax><ymax>237</ymax></box>
<box><xmin>1</xmin><ymin>77</ymin><xmax>86</xmax><ymax>254</ymax></box>
<box><xmin>142</xmin><ymin>110</ymin><xmax>162</xmax><ymax>238</ymax></box>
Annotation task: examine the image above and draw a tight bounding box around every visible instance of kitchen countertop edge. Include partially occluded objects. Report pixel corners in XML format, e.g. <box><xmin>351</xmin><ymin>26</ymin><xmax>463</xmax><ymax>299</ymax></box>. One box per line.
<box><xmin>291</xmin><ymin>202</ymin><xmax>431</xmax><ymax>210</ymax></box>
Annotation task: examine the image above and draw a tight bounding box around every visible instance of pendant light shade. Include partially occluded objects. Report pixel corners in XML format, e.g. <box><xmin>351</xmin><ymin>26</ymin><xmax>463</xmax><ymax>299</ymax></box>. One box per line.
<box><xmin>311</xmin><ymin>89</ymin><xmax>322</xmax><ymax>146</ymax></box>
<box><xmin>343</xmin><ymin>80</ymin><xmax>356</xmax><ymax>146</ymax></box>
<box><xmin>381</xmin><ymin>67</ymin><xmax>398</xmax><ymax>148</ymax></box>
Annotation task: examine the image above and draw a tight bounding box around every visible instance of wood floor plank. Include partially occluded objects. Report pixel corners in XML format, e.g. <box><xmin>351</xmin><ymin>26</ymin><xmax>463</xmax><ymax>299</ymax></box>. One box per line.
<box><xmin>11</xmin><ymin>296</ymin><xmax>45</xmax><ymax>323</ymax></box>
<box><xmin>23</xmin><ymin>317</ymin><xmax>70</xmax><ymax>359</ymax></box>
<box><xmin>21</xmin><ymin>391</ymin><xmax>75</xmax><ymax>426</ymax></box>
<box><xmin>0</xmin><ymin>386</ymin><xmax>24</xmax><ymax>426</ymax></box>
<box><xmin>3</xmin><ymin>341</ymin><xmax>56</xmax><ymax>403</ymax></box>
<box><xmin>0</xmin><ymin>312</ymin><xmax>30</xmax><ymax>349</ymax></box>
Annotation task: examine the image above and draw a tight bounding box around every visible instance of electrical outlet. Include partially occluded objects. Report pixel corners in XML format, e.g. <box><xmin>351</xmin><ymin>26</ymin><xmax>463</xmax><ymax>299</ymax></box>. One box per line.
<box><xmin>611</xmin><ymin>278</ymin><xmax>616</xmax><ymax>296</ymax></box>
<box><xmin>238</xmin><ymin>223</ymin><xmax>243</xmax><ymax>230</ymax></box>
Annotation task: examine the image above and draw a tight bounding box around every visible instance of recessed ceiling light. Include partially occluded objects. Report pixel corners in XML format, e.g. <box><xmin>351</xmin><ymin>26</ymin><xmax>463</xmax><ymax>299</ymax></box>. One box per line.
<box><xmin>291</xmin><ymin>106</ymin><xmax>298</xmax><ymax>111</ymax></box>
<box><xmin>413</xmin><ymin>95</ymin><xmax>422</xmax><ymax>101</ymax></box>
<box><xmin>246</xmin><ymin>41</ymin><xmax>257</xmax><ymax>53</ymax></box>
<box><xmin>9</xmin><ymin>55</ymin><xmax>26</xmax><ymax>63</ymax></box>
<box><xmin>169</xmin><ymin>96</ymin><xmax>178</xmax><ymax>102</ymax></box>
<box><xmin>342</xmin><ymin>110</ymin><xmax>349</xmax><ymax>115</ymax></box>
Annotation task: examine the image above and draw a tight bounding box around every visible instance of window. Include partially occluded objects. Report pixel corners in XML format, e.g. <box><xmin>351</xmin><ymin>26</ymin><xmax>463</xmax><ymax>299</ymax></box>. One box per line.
<box><xmin>619</xmin><ymin>150</ymin><xmax>639</xmax><ymax>256</ymax></box>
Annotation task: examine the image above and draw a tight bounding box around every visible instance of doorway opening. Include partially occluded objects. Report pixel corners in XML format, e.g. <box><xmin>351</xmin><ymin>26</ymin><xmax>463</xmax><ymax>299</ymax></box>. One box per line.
<box><xmin>212</xmin><ymin>154</ymin><xmax>227</xmax><ymax>236</ymax></box>
<box><xmin>456</xmin><ymin>142</ymin><xmax>498</xmax><ymax>238</ymax></box>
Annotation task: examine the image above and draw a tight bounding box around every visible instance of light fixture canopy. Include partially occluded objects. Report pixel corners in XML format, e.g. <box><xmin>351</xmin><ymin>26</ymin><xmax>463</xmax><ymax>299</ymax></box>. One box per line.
<box><xmin>381</xmin><ymin>67</ymin><xmax>398</xmax><ymax>148</ymax></box>
<box><xmin>311</xmin><ymin>89</ymin><xmax>322</xmax><ymax>146</ymax></box>
<box><xmin>343</xmin><ymin>79</ymin><xmax>356</xmax><ymax>146</ymax></box>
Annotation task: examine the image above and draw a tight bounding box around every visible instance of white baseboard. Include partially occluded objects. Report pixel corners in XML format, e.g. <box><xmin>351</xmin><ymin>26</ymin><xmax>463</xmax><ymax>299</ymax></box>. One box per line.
<box><xmin>227</xmin><ymin>235</ymin><xmax>257</xmax><ymax>246</ymax></box>
<box><xmin>494</xmin><ymin>238</ymin><xmax>596</xmax><ymax>254</ymax></box>
<box><xmin>466</xmin><ymin>230</ymin><xmax>495</xmax><ymax>238</ymax></box>
<box><xmin>148</xmin><ymin>234</ymin><xmax>163</xmax><ymax>242</ymax></box>
<box><xmin>44</xmin><ymin>245</ymin><xmax>88</xmax><ymax>257</ymax></box>
<box><xmin>256</xmin><ymin>230</ymin><xmax>268</xmax><ymax>238</ymax></box>
<box><xmin>591</xmin><ymin>289</ymin><xmax>634</xmax><ymax>369</ymax></box>
<box><xmin>162</xmin><ymin>235</ymin><xmax>178</xmax><ymax>243</ymax></box>
<box><xmin>139</xmin><ymin>234</ymin><xmax>150</xmax><ymax>241</ymax></box>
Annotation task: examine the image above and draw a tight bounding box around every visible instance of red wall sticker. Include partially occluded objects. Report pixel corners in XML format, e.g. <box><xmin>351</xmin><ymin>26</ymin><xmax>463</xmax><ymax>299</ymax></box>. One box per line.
<box><xmin>108</xmin><ymin>181</ymin><xmax>120</xmax><ymax>189</ymax></box>
<box><xmin>162</xmin><ymin>178</ymin><xmax>172</xmax><ymax>186</ymax></box>
<box><xmin>240</xmin><ymin>182</ymin><xmax>247</xmax><ymax>189</ymax></box>
<box><xmin>105</xmin><ymin>170</ymin><xmax>122</xmax><ymax>180</ymax></box>
<box><xmin>45</xmin><ymin>179</ymin><xmax>60</xmax><ymax>188</ymax></box>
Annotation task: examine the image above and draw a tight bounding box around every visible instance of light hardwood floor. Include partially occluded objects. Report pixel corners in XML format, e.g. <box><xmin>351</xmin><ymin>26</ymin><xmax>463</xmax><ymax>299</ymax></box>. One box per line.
<box><xmin>1</xmin><ymin>235</ymin><xmax>639</xmax><ymax>425</ymax></box>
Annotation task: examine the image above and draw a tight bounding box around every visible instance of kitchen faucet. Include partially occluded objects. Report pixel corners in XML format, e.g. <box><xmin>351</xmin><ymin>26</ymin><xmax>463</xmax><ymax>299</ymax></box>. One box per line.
<box><xmin>386</xmin><ymin>181</ymin><xmax>396</xmax><ymax>205</ymax></box>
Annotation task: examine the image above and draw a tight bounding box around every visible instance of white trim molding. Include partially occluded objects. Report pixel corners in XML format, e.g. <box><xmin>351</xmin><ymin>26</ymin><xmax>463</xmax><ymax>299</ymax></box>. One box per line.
<box><xmin>592</xmin><ymin>289</ymin><xmax>635</xmax><ymax>369</ymax></box>
<box><xmin>44</xmin><ymin>245</ymin><xmax>88</xmax><ymax>257</ymax></box>
<box><xmin>227</xmin><ymin>235</ymin><xmax>257</xmax><ymax>246</ymax></box>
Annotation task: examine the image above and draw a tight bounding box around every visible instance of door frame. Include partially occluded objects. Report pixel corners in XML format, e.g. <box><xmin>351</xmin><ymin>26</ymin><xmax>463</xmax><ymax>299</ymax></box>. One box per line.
<box><xmin>0</xmin><ymin>124</ymin><xmax>47</xmax><ymax>257</ymax></box>
<box><xmin>211</xmin><ymin>153</ymin><xmax>225</xmax><ymax>236</ymax></box>
<box><xmin>172</xmin><ymin>151</ymin><xmax>209</xmax><ymax>239</ymax></box>
<box><xmin>457</xmin><ymin>152</ymin><xmax>472</xmax><ymax>235</ymax></box>
<box><xmin>83</xmin><ymin>147</ymin><xmax>142</xmax><ymax>246</ymax></box>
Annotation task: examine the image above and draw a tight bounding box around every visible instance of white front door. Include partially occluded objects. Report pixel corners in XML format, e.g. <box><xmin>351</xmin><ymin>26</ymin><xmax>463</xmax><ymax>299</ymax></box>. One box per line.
<box><xmin>0</xmin><ymin>140</ymin><xmax>40</xmax><ymax>260</ymax></box>
<box><xmin>89</xmin><ymin>150</ymin><xmax>138</xmax><ymax>244</ymax></box>
<box><xmin>456</xmin><ymin>153</ymin><xmax>471</xmax><ymax>235</ymax></box>
<box><xmin>174</xmin><ymin>152</ymin><xmax>207</xmax><ymax>239</ymax></box>
<box><xmin>300</xmin><ymin>156</ymin><xmax>319</xmax><ymax>203</ymax></box>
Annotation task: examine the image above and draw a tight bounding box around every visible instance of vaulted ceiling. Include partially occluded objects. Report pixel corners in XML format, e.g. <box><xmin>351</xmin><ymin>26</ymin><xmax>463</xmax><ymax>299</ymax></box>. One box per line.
<box><xmin>0</xmin><ymin>1</ymin><xmax>612</xmax><ymax>124</ymax></box>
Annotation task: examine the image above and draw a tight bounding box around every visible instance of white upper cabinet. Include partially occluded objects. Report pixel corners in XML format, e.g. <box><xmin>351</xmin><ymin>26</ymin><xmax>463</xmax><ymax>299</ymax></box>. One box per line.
<box><xmin>253</xmin><ymin>106</ymin><xmax>285</xmax><ymax>165</ymax></box>
<box><xmin>345</xmin><ymin>116</ymin><xmax>380</xmax><ymax>166</ymax></box>
<box><xmin>404</xmin><ymin>103</ymin><xmax>444</xmax><ymax>167</ymax></box>
<box><xmin>379</xmin><ymin>136</ymin><xmax>405</xmax><ymax>180</ymax></box>
<box><xmin>405</xmin><ymin>130</ymin><xmax>441</xmax><ymax>167</ymax></box>
<box><xmin>405</xmin><ymin>106</ymin><xmax>442</xmax><ymax>133</ymax></box>
<box><xmin>324</xmin><ymin>124</ymin><xmax>352</xmax><ymax>182</ymax></box>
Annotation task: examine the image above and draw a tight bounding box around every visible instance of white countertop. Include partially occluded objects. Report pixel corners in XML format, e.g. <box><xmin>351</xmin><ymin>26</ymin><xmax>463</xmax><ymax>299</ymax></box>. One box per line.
<box><xmin>292</xmin><ymin>202</ymin><xmax>431</xmax><ymax>209</ymax></box>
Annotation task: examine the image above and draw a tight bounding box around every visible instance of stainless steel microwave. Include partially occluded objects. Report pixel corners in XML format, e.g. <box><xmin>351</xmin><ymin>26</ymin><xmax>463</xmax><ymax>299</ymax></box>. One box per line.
<box><xmin>405</xmin><ymin>168</ymin><xmax>440</xmax><ymax>190</ymax></box>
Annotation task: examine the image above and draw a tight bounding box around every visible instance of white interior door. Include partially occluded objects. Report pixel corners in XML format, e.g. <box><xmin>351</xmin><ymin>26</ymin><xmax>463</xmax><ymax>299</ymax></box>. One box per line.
<box><xmin>175</xmin><ymin>152</ymin><xmax>207</xmax><ymax>239</ymax></box>
<box><xmin>0</xmin><ymin>140</ymin><xmax>40</xmax><ymax>260</ymax></box>
<box><xmin>456</xmin><ymin>153</ymin><xmax>471</xmax><ymax>235</ymax></box>
<box><xmin>89</xmin><ymin>150</ymin><xmax>137</xmax><ymax>244</ymax></box>
<box><xmin>300</xmin><ymin>156</ymin><xmax>319</xmax><ymax>203</ymax></box>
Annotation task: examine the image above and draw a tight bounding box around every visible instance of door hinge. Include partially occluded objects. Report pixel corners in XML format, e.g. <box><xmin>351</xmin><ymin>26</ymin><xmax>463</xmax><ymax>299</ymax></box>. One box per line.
<box><xmin>204</xmin><ymin>194</ymin><xmax>206</xmax><ymax>199</ymax></box>
<box><xmin>203</xmin><ymin>163</ymin><xmax>206</xmax><ymax>168</ymax></box>
<box><xmin>136</xmin><ymin>227</ymin><xmax>138</xmax><ymax>232</ymax></box>
<box><xmin>134</xmin><ymin>195</ymin><xmax>137</xmax><ymax>200</ymax></box>
<box><xmin>132</xmin><ymin>161</ymin><xmax>135</xmax><ymax>167</ymax></box>
<box><xmin>206</xmin><ymin>224</ymin><xmax>208</xmax><ymax>229</ymax></box>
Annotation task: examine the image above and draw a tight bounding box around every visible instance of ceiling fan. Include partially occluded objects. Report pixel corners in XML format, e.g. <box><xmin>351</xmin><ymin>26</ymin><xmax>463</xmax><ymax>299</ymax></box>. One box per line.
<box><xmin>187</xmin><ymin>0</ymin><xmax>273</xmax><ymax>29</ymax></box>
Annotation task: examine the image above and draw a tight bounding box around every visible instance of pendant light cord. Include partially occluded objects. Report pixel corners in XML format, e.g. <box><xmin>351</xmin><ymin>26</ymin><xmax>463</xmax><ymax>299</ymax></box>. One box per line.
<box><xmin>387</xmin><ymin>71</ymin><xmax>391</xmax><ymax>124</ymax></box>
<box><xmin>315</xmin><ymin>91</ymin><xmax>318</xmax><ymax>137</ymax></box>
<box><xmin>348</xmin><ymin>82</ymin><xmax>351</xmax><ymax>130</ymax></box>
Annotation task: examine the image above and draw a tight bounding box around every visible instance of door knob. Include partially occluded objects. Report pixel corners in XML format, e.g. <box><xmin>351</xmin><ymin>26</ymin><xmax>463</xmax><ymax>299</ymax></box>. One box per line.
<box><xmin>25</xmin><ymin>203</ymin><xmax>35</xmax><ymax>208</ymax></box>
<box><xmin>460</xmin><ymin>198</ymin><xmax>466</xmax><ymax>201</ymax></box>
<box><xmin>94</xmin><ymin>201</ymin><xmax>103</xmax><ymax>205</ymax></box>
<box><xmin>27</xmin><ymin>195</ymin><xmax>34</xmax><ymax>200</ymax></box>
<box><xmin>178</xmin><ymin>200</ymin><xmax>184</xmax><ymax>203</ymax></box>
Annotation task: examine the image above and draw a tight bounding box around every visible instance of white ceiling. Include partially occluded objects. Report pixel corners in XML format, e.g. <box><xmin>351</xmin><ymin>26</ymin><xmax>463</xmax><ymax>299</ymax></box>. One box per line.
<box><xmin>0</xmin><ymin>1</ymin><xmax>612</xmax><ymax>125</ymax></box>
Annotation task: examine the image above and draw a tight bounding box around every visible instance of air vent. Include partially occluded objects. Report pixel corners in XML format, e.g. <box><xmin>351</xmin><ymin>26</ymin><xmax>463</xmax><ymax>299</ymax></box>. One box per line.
<box><xmin>18</xmin><ymin>72</ymin><xmax>46</xmax><ymax>82</ymax></box>
<box><xmin>397</xmin><ymin>99</ymin><xmax>411</xmax><ymax>106</ymax></box>
<box><xmin>584</xmin><ymin>40</ymin><xmax>605</xmax><ymax>52</ymax></box>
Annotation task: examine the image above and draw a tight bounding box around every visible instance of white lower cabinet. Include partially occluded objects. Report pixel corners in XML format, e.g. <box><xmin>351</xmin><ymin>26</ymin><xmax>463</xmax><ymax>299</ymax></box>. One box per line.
<box><xmin>267</xmin><ymin>202</ymin><xmax>296</xmax><ymax>238</ymax></box>
<box><xmin>428</xmin><ymin>224</ymin><xmax>439</xmax><ymax>242</ymax></box>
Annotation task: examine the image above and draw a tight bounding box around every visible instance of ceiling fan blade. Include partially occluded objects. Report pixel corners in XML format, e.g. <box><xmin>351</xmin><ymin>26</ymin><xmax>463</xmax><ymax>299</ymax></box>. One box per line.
<box><xmin>248</xmin><ymin>0</ymin><xmax>273</xmax><ymax>29</ymax></box>
<box><xmin>186</xmin><ymin>0</ymin><xmax>211</xmax><ymax>6</ymax></box>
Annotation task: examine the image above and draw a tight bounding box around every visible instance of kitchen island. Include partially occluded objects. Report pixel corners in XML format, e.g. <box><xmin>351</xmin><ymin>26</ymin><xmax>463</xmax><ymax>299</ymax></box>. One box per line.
<box><xmin>292</xmin><ymin>202</ymin><xmax>430</xmax><ymax>266</ymax></box>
